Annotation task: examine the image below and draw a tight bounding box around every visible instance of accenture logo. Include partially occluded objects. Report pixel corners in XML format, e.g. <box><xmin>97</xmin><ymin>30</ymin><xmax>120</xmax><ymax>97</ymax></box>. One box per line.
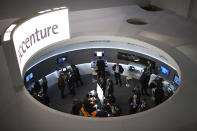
<box><xmin>17</xmin><ymin>24</ymin><xmax>59</xmax><ymax>63</ymax></box>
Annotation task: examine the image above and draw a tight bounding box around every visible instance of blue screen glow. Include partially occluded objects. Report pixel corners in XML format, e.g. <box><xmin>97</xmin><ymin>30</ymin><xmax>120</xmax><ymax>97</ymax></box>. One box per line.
<box><xmin>160</xmin><ymin>66</ymin><xmax>170</xmax><ymax>76</ymax></box>
<box><xmin>57</xmin><ymin>57</ymin><xmax>67</xmax><ymax>63</ymax></box>
<box><xmin>26</xmin><ymin>73</ymin><xmax>33</xmax><ymax>82</ymax></box>
<box><xmin>174</xmin><ymin>75</ymin><xmax>180</xmax><ymax>85</ymax></box>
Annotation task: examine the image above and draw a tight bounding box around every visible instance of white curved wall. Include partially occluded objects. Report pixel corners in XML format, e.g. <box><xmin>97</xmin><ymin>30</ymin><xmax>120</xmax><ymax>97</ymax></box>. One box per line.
<box><xmin>1</xmin><ymin>5</ymin><xmax>197</xmax><ymax>131</ymax></box>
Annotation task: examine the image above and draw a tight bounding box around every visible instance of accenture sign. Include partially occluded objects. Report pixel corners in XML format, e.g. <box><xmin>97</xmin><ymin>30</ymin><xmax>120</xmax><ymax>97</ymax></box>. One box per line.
<box><xmin>12</xmin><ymin>8</ymin><xmax>70</xmax><ymax>74</ymax></box>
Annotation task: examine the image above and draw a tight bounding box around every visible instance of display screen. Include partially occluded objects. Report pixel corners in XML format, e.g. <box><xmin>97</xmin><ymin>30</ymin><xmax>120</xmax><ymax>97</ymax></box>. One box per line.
<box><xmin>57</xmin><ymin>56</ymin><xmax>67</xmax><ymax>63</ymax></box>
<box><xmin>174</xmin><ymin>75</ymin><xmax>180</xmax><ymax>85</ymax></box>
<box><xmin>160</xmin><ymin>66</ymin><xmax>170</xmax><ymax>76</ymax></box>
<box><xmin>62</xmin><ymin>67</ymin><xmax>67</xmax><ymax>72</ymax></box>
<box><xmin>94</xmin><ymin>51</ymin><xmax>104</xmax><ymax>57</ymax></box>
<box><xmin>25</xmin><ymin>73</ymin><xmax>33</xmax><ymax>83</ymax></box>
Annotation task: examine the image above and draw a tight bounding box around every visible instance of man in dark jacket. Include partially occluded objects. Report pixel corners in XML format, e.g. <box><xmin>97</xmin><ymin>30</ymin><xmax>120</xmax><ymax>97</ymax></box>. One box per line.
<box><xmin>58</xmin><ymin>73</ymin><xmax>66</xmax><ymax>99</ymax></box>
<box><xmin>106</xmin><ymin>78</ymin><xmax>114</xmax><ymax>96</ymax></box>
<box><xmin>128</xmin><ymin>94</ymin><xmax>140</xmax><ymax>114</ymax></box>
<box><xmin>71</xmin><ymin>64</ymin><xmax>83</xmax><ymax>87</ymax></box>
<box><xmin>67</xmin><ymin>71</ymin><xmax>75</xmax><ymax>96</ymax></box>
<box><xmin>41</xmin><ymin>76</ymin><xmax>48</xmax><ymax>94</ymax></box>
<box><xmin>140</xmin><ymin>68</ymin><xmax>150</xmax><ymax>96</ymax></box>
<box><xmin>112</xmin><ymin>62</ymin><xmax>124</xmax><ymax>87</ymax></box>
<box><xmin>155</xmin><ymin>87</ymin><xmax>164</xmax><ymax>105</ymax></box>
<box><xmin>96</xmin><ymin>57</ymin><xmax>106</xmax><ymax>78</ymax></box>
<box><xmin>34</xmin><ymin>80</ymin><xmax>41</xmax><ymax>94</ymax></box>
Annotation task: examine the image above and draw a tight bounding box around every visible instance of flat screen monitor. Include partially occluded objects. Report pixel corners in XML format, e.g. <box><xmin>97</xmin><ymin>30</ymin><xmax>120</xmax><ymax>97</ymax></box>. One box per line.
<box><xmin>62</xmin><ymin>68</ymin><xmax>67</xmax><ymax>72</ymax></box>
<box><xmin>174</xmin><ymin>75</ymin><xmax>180</xmax><ymax>85</ymax></box>
<box><xmin>25</xmin><ymin>73</ymin><xmax>33</xmax><ymax>83</ymax></box>
<box><xmin>160</xmin><ymin>66</ymin><xmax>170</xmax><ymax>76</ymax></box>
<box><xmin>57</xmin><ymin>56</ymin><xmax>67</xmax><ymax>64</ymax></box>
<box><xmin>94</xmin><ymin>51</ymin><xmax>104</xmax><ymax>57</ymax></box>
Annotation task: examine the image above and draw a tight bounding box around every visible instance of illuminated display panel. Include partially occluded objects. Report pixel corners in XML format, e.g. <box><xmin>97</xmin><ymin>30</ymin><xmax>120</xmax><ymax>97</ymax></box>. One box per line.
<box><xmin>57</xmin><ymin>56</ymin><xmax>67</xmax><ymax>64</ymax></box>
<box><xmin>25</xmin><ymin>72</ymin><xmax>33</xmax><ymax>83</ymax></box>
<box><xmin>160</xmin><ymin>65</ymin><xmax>170</xmax><ymax>76</ymax></box>
<box><xmin>174</xmin><ymin>75</ymin><xmax>180</xmax><ymax>85</ymax></box>
<box><xmin>94</xmin><ymin>51</ymin><xmax>104</xmax><ymax>57</ymax></box>
<box><xmin>12</xmin><ymin>8</ymin><xmax>70</xmax><ymax>74</ymax></box>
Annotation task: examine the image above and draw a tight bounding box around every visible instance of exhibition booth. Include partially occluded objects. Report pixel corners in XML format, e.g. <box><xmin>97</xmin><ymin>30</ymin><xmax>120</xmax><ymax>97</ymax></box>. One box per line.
<box><xmin>1</xmin><ymin>6</ymin><xmax>181</xmax><ymax>118</ymax></box>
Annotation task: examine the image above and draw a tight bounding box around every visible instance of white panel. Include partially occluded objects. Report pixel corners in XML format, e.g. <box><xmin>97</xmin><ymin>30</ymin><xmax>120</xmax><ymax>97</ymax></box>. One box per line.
<box><xmin>12</xmin><ymin>8</ymin><xmax>70</xmax><ymax>74</ymax></box>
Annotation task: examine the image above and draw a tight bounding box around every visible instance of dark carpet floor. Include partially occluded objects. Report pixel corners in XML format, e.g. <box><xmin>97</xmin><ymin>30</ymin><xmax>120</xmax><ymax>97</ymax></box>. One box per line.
<box><xmin>47</xmin><ymin>74</ymin><xmax>155</xmax><ymax>116</ymax></box>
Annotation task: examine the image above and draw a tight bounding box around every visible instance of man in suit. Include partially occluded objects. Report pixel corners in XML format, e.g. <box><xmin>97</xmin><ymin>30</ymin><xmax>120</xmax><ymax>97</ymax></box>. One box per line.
<box><xmin>58</xmin><ymin>73</ymin><xmax>66</xmax><ymax>99</ymax></box>
<box><xmin>96</xmin><ymin>57</ymin><xmax>106</xmax><ymax>78</ymax></box>
<box><xmin>67</xmin><ymin>71</ymin><xmax>75</xmax><ymax>96</ymax></box>
<box><xmin>106</xmin><ymin>78</ymin><xmax>114</xmax><ymax>96</ymax></box>
<box><xmin>71</xmin><ymin>64</ymin><xmax>83</xmax><ymax>87</ymax></box>
<box><xmin>128</xmin><ymin>94</ymin><xmax>140</xmax><ymax>114</ymax></box>
<box><xmin>140</xmin><ymin>68</ymin><xmax>150</xmax><ymax>96</ymax></box>
<box><xmin>112</xmin><ymin>62</ymin><xmax>124</xmax><ymax>87</ymax></box>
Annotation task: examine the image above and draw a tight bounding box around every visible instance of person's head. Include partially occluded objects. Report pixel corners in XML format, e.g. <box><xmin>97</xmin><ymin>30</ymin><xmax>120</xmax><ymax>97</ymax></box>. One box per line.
<box><xmin>159</xmin><ymin>77</ymin><xmax>163</xmax><ymax>82</ymax></box>
<box><xmin>59</xmin><ymin>73</ymin><xmax>64</xmax><ymax>78</ymax></box>
<box><xmin>38</xmin><ymin>91</ymin><xmax>43</xmax><ymax>96</ymax></box>
<box><xmin>71</xmin><ymin>64</ymin><xmax>75</xmax><ymax>68</ymax></box>
<box><xmin>147</xmin><ymin>61</ymin><xmax>151</xmax><ymax>67</ymax></box>
<box><xmin>42</xmin><ymin>76</ymin><xmax>47</xmax><ymax>82</ymax></box>
<box><xmin>141</xmin><ymin>98</ymin><xmax>146</xmax><ymax>103</ymax></box>
<box><xmin>68</xmin><ymin>71</ymin><xmax>72</xmax><ymax>76</ymax></box>
<box><xmin>116</xmin><ymin>62</ymin><xmax>119</xmax><ymax>66</ymax></box>
<box><xmin>156</xmin><ymin>76</ymin><xmax>160</xmax><ymax>81</ymax></box>
<box><xmin>107</xmin><ymin>78</ymin><xmax>111</xmax><ymax>83</ymax></box>
<box><xmin>134</xmin><ymin>86</ymin><xmax>138</xmax><ymax>90</ymax></box>
<box><xmin>108</xmin><ymin>93</ymin><xmax>112</xmax><ymax>97</ymax></box>
<box><xmin>99</xmin><ymin>76</ymin><xmax>103</xmax><ymax>80</ymax></box>
<box><xmin>133</xmin><ymin>94</ymin><xmax>137</xmax><ymax>99</ymax></box>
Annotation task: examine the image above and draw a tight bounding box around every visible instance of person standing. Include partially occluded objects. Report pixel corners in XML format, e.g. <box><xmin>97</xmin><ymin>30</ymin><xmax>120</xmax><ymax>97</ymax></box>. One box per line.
<box><xmin>112</xmin><ymin>62</ymin><xmax>124</xmax><ymax>87</ymax></box>
<box><xmin>41</xmin><ymin>76</ymin><xmax>48</xmax><ymax>94</ymax></box>
<box><xmin>71</xmin><ymin>64</ymin><xmax>83</xmax><ymax>87</ymax></box>
<box><xmin>96</xmin><ymin>57</ymin><xmax>106</xmax><ymax>78</ymax></box>
<box><xmin>58</xmin><ymin>73</ymin><xmax>66</xmax><ymax>99</ymax></box>
<box><xmin>140</xmin><ymin>68</ymin><xmax>150</xmax><ymax>96</ymax></box>
<box><xmin>132</xmin><ymin>86</ymin><xmax>141</xmax><ymax>101</ymax></box>
<box><xmin>34</xmin><ymin>80</ymin><xmax>41</xmax><ymax>94</ymax></box>
<box><xmin>106</xmin><ymin>78</ymin><xmax>114</xmax><ymax>96</ymax></box>
<box><xmin>67</xmin><ymin>71</ymin><xmax>75</xmax><ymax>96</ymax></box>
<box><xmin>128</xmin><ymin>94</ymin><xmax>140</xmax><ymax>114</ymax></box>
<box><xmin>154</xmin><ymin>78</ymin><xmax>164</xmax><ymax>105</ymax></box>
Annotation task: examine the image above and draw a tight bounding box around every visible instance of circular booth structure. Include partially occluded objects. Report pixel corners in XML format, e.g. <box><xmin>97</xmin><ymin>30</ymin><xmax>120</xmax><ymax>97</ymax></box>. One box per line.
<box><xmin>4</xmin><ymin>6</ymin><xmax>197</xmax><ymax>131</ymax></box>
<box><xmin>24</xmin><ymin>38</ymin><xmax>180</xmax><ymax>117</ymax></box>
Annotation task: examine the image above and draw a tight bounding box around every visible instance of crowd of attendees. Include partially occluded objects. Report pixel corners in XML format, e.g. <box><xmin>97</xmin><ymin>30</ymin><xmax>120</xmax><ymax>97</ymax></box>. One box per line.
<box><xmin>28</xmin><ymin>60</ymin><xmax>166</xmax><ymax>117</ymax></box>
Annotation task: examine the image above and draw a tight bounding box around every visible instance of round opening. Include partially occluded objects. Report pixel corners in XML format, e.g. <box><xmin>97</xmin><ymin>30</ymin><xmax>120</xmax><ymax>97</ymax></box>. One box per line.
<box><xmin>127</xmin><ymin>18</ymin><xmax>148</xmax><ymax>25</ymax></box>
<box><xmin>140</xmin><ymin>4</ymin><xmax>163</xmax><ymax>12</ymax></box>
<box><xmin>24</xmin><ymin>41</ymin><xmax>180</xmax><ymax>118</ymax></box>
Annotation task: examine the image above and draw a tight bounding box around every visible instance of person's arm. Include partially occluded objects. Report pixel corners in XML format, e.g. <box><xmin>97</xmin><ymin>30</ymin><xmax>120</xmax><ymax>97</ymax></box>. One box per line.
<box><xmin>112</xmin><ymin>65</ymin><xmax>115</xmax><ymax>72</ymax></box>
<box><xmin>119</xmin><ymin>65</ymin><xmax>124</xmax><ymax>74</ymax></box>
